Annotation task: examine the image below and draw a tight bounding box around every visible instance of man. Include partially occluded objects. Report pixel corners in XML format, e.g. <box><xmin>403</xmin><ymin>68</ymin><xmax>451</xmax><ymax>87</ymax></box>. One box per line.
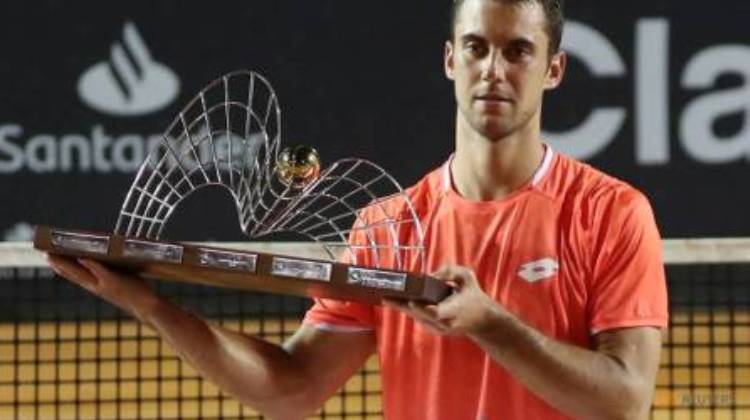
<box><xmin>48</xmin><ymin>0</ymin><xmax>668</xmax><ymax>419</ymax></box>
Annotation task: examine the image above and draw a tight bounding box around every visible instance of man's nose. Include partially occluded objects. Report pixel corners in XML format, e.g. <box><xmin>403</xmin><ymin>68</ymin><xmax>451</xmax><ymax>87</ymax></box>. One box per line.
<box><xmin>481</xmin><ymin>50</ymin><xmax>507</xmax><ymax>82</ymax></box>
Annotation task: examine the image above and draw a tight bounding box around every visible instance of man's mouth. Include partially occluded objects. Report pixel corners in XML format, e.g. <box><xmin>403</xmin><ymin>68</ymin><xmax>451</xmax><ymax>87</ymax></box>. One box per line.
<box><xmin>474</xmin><ymin>93</ymin><xmax>513</xmax><ymax>103</ymax></box>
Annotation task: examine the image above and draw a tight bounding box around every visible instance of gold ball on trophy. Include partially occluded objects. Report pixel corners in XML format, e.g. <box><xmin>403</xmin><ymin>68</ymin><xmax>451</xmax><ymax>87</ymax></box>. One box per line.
<box><xmin>275</xmin><ymin>145</ymin><xmax>322</xmax><ymax>189</ymax></box>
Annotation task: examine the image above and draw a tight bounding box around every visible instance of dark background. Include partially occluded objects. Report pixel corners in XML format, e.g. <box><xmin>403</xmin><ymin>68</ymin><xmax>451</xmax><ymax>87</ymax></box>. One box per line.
<box><xmin>1</xmin><ymin>0</ymin><xmax>748</xmax><ymax>241</ymax></box>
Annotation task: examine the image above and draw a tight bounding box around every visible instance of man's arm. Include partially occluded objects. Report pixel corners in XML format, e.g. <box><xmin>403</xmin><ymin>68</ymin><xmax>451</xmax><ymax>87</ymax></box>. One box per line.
<box><xmin>469</xmin><ymin>305</ymin><xmax>661</xmax><ymax>420</ymax></box>
<box><xmin>385</xmin><ymin>265</ymin><xmax>663</xmax><ymax>420</ymax></box>
<box><xmin>48</xmin><ymin>255</ymin><xmax>375</xmax><ymax>420</ymax></box>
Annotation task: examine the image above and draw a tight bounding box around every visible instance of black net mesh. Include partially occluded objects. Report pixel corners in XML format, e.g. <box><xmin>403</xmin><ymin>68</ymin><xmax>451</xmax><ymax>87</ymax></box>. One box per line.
<box><xmin>1</xmin><ymin>262</ymin><xmax>748</xmax><ymax>419</ymax></box>
<box><xmin>653</xmin><ymin>264</ymin><xmax>750</xmax><ymax>419</ymax></box>
<box><xmin>0</xmin><ymin>267</ymin><xmax>380</xmax><ymax>419</ymax></box>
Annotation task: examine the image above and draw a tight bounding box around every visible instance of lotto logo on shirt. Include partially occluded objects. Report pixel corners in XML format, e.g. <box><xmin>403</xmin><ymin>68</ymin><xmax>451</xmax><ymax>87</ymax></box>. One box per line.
<box><xmin>517</xmin><ymin>258</ymin><xmax>559</xmax><ymax>283</ymax></box>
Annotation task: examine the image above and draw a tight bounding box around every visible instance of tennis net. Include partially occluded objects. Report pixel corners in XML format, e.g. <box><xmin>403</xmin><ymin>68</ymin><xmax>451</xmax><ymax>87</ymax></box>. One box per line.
<box><xmin>0</xmin><ymin>239</ymin><xmax>748</xmax><ymax>419</ymax></box>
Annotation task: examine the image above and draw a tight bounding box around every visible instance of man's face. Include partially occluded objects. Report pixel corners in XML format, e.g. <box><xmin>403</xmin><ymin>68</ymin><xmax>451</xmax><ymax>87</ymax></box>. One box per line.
<box><xmin>445</xmin><ymin>0</ymin><xmax>565</xmax><ymax>141</ymax></box>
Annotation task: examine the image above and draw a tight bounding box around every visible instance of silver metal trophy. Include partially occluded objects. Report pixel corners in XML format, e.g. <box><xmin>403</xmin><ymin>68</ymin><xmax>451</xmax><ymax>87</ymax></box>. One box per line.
<box><xmin>35</xmin><ymin>71</ymin><xmax>449</xmax><ymax>304</ymax></box>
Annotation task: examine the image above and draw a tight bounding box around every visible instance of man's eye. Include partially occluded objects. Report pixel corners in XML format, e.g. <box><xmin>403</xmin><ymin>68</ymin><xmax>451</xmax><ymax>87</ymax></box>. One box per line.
<box><xmin>507</xmin><ymin>46</ymin><xmax>531</xmax><ymax>61</ymax></box>
<box><xmin>465</xmin><ymin>42</ymin><xmax>487</xmax><ymax>56</ymax></box>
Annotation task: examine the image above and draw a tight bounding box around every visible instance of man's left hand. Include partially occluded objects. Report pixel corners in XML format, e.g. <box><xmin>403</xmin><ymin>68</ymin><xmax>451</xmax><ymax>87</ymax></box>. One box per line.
<box><xmin>383</xmin><ymin>264</ymin><xmax>505</xmax><ymax>337</ymax></box>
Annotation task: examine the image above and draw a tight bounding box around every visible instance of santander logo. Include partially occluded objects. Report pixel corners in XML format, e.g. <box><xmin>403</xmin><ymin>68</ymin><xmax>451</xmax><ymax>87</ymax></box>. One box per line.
<box><xmin>77</xmin><ymin>21</ymin><xmax>179</xmax><ymax>117</ymax></box>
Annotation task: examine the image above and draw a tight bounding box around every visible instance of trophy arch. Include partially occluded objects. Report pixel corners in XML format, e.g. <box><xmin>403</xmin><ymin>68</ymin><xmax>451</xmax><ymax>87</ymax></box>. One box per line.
<box><xmin>115</xmin><ymin>71</ymin><xmax>427</xmax><ymax>274</ymax></box>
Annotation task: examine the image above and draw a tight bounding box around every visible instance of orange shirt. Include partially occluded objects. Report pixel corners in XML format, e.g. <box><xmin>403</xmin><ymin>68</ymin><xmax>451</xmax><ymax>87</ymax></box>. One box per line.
<box><xmin>304</xmin><ymin>148</ymin><xmax>669</xmax><ymax>420</ymax></box>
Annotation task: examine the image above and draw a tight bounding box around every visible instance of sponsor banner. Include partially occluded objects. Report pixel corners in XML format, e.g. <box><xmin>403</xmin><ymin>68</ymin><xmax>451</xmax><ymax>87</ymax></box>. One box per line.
<box><xmin>0</xmin><ymin>1</ymin><xmax>747</xmax><ymax>240</ymax></box>
<box><xmin>78</xmin><ymin>22</ymin><xmax>180</xmax><ymax>118</ymax></box>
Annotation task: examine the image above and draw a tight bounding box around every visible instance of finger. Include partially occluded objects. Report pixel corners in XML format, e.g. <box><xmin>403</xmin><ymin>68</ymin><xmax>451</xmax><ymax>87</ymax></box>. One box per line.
<box><xmin>78</xmin><ymin>259</ymin><xmax>116</xmax><ymax>279</ymax></box>
<box><xmin>420</xmin><ymin>320</ymin><xmax>451</xmax><ymax>335</ymax></box>
<box><xmin>47</xmin><ymin>254</ymin><xmax>100</xmax><ymax>289</ymax></box>
<box><xmin>433</xmin><ymin>297</ymin><xmax>461</xmax><ymax>321</ymax></box>
<box><xmin>411</xmin><ymin>313</ymin><xmax>450</xmax><ymax>334</ymax></box>
<box><xmin>431</xmin><ymin>265</ymin><xmax>479</xmax><ymax>290</ymax></box>
<box><xmin>429</xmin><ymin>299</ymin><xmax>463</xmax><ymax>324</ymax></box>
<box><xmin>431</xmin><ymin>265</ymin><xmax>464</xmax><ymax>284</ymax></box>
<box><xmin>79</xmin><ymin>259</ymin><xmax>152</xmax><ymax>300</ymax></box>
<box><xmin>384</xmin><ymin>299</ymin><xmax>450</xmax><ymax>333</ymax></box>
<box><xmin>80</xmin><ymin>259</ymin><xmax>144</xmax><ymax>288</ymax></box>
<box><xmin>407</xmin><ymin>302</ymin><xmax>453</xmax><ymax>332</ymax></box>
<box><xmin>384</xmin><ymin>299</ymin><xmax>424</xmax><ymax>318</ymax></box>
<box><xmin>408</xmin><ymin>301</ymin><xmax>440</xmax><ymax>319</ymax></box>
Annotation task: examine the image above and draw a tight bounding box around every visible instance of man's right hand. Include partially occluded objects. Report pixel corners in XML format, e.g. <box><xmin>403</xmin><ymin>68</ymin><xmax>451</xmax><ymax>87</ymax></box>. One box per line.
<box><xmin>46</xmin><ymin>254</ymin><xmax>376</xmax><ymax>418</ymax></box>
<box><xmin>47</xmin><ymin>254</ymin><xmax>165</xmax><ymax>325</ymax></box>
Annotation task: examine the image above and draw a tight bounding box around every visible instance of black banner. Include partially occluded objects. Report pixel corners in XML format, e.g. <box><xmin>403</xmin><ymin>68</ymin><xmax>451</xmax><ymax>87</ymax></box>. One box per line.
<box><xmin>1</xmin><ymin>1</ymin><xmax>748</xmax><ymax>240</ymax></box>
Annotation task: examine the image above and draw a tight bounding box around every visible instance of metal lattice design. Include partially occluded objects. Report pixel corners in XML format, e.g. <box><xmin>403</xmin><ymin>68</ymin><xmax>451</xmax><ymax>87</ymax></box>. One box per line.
<box><xmin>115</xmin><ymin>71</ymin><xmax>425</xmax><ymax>272</ymax></box>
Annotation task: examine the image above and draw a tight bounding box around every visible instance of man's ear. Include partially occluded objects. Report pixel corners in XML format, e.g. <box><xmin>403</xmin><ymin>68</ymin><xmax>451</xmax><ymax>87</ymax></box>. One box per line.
<box><xmin>445</xmin><ymin>41</ymin><xmax>456</xmax><ymax>81</ymax></box>
<box><xmin>544</xmin><ymin>51</ymin><xmax>567</xmax><ymax>90</ymax></box>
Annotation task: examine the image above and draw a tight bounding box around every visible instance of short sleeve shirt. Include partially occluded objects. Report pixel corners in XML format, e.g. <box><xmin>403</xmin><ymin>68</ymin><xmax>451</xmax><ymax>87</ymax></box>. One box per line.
<box><xmin>304</xmin><ymin>148</ymin><xmax>669</xmax><ymax>420</ymax></box>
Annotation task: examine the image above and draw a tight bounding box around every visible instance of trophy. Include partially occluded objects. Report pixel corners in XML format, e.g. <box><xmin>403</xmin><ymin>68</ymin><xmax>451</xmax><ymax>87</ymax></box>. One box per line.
<box><xmin>34</xmin><ymin>71</ymin><xmax>450</xmax><ymax>304</ymax></box>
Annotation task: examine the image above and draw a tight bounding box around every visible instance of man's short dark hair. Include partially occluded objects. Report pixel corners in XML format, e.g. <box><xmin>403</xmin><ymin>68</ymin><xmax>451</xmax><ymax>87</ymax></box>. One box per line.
<box><xmin>449</xmin><ymin>0</ymin><xmax>565</xmax><ymax>56</ymax></box>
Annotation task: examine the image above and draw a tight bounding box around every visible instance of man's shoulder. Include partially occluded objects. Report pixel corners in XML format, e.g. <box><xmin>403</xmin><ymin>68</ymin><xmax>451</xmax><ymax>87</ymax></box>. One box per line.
<box><xmin>358</xmin><ymin>165</ymin><xmax>443</xmax><ymax>221</ymax></box>
<box><xmin>544</xmin><ymin>152</ymin><xmax>650</xmax><ymax>207</ymax></box>
<box><xmin>542</xmin><ymin>153</ymin><xmax>657</xmax><ymax>240</ymax></box>
<box><xmin>406</xmin><ymin>165</ymin><xmax>444</xmax><ymax>202</ymax></box>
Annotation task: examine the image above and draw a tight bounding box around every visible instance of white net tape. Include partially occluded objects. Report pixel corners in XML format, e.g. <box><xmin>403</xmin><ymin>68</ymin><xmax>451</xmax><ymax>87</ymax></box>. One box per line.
<box><xmin>4</xmin><ymin>238</ymin><xmax>750</xmax><ymax>268</ymax></box>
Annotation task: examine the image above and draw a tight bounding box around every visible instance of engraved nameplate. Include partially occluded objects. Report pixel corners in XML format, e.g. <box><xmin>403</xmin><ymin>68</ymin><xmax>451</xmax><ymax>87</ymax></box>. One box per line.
<box><xmin>347</xmin><ymin>268</ymin><xmax>407</xmax><ymax>291</ymax></box>
<box><xmin>271</xmin><ymin>257</ymin><xmax>331</xmax><ymax>282</ymax></box>
<box><xmin>123</xmin><ymin>239</ymin><xmax>183</xmax><ymax>263</ymax></box>
<box><xmin>197</xmin><ymin>248</ymin><xmax>257</xmax><ymax>272</ymax></box>
<box><xmin>51</xmin><ymin>230</ymin><xmax>109</xmax><ymax>255</ymax></box>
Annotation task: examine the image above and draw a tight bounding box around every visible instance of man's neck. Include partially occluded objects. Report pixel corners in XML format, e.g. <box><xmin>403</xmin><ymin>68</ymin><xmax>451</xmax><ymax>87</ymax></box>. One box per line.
<box><xmin>451</xmin><ymin>116</ymin><xmax>545</xmax><ymax>201</ymax></box>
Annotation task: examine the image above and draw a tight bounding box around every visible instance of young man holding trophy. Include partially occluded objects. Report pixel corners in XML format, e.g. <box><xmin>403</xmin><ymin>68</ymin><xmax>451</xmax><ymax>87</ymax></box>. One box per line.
<box><xmin>48</xmin><ymin>1</ymin><xmax>668</xmax><ymax>418</ymax></box>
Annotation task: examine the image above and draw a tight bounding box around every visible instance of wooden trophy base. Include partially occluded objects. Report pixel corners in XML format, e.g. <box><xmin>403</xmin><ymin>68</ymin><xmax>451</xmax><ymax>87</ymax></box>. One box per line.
<box><xmin>34</xmin><ymin>226</ymin><xmax>451</xmax><ymax>305</ymax></box>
